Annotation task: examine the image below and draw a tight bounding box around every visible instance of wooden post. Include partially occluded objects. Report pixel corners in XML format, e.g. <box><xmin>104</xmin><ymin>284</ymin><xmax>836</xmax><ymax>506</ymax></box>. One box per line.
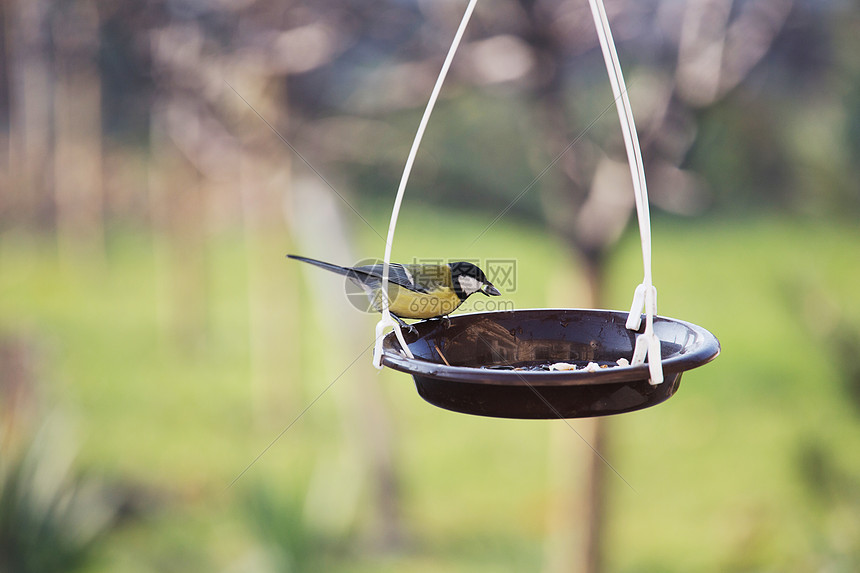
<box><xmin>235</xmin><ymin>77</ymin><xmax>298</xmax><ymax>419</ymax></box>
<box><xmin>288</xmin><ymin>175</ymin><xmax>404</xmax><ymax>551</ymax></box>
<box><xmin>147</xmin><ymin>98</ymin><xmax>209</xmax><ymax>351</ymax></box>
<box><xmin>6</xmin><ymin>0</ymin><xmax>53</xmax><ymax>230</ymax></box>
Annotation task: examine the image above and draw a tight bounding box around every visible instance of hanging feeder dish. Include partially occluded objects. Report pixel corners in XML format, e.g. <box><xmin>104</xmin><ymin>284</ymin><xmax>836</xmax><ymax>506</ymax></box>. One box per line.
<box><xmin>380</xmin><ymin>309</ymin><xmax>719</xmax><ymax>419</ymax></box>
<box><xmin>368</xmin><ymin>0</ymin><xmax>719</xmax><ymax>419</ymax></box>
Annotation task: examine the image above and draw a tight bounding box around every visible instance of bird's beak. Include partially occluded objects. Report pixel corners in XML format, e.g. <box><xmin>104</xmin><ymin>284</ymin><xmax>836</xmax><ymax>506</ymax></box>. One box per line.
<box><xmin>483</xmin><ymin>283</ymin><xmax>501</xmax><ymax>296</ymax></box>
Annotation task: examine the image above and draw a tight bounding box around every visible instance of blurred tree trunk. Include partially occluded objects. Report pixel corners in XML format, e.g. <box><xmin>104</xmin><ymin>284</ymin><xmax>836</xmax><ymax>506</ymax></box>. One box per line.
<box><xmin>516</xmin><ymin>2</ymin><xmax>623</xmax><ymax>571</ymax></box>
<box><xmin>53</xmin><ymin>0</ymin><xmax>104</xmax><ymax>265</ymax></box>
<box><xmin>576</xmin><ymin>257</ymin><xmax>610</xmax><ymax>573</ymax></box>
<box><xmin>0</xmin><ymin>2</ymin><xmax>9</xmax><ymax>206</ymax></box>
<box><xmin>544</xmin><ymin>255</ymin><xmax>610</xmax><ymax>573</ymax></box>
<box><xmin>6</xmin><ymin>0</ymin><xmax>53</xmax><ymax>229</ymax></box>
<box><xmin>288</xmin><ymin>175</ymin><xmax>404</xmax><ymax>552</ymax></box>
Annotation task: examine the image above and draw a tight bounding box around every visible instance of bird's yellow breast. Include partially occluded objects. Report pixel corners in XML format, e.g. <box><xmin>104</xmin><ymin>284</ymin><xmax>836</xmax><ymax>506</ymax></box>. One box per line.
<box><xmin>377</xmin><ymin>284</ymin><xmax>463</xmax><ymax>319</ymax></box>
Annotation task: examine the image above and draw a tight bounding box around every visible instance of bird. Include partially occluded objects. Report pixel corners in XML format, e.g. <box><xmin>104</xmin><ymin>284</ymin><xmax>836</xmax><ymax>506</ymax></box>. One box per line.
<box><xmin>287</xmin><ymin>254</ymin><xmax>501</xmax><ymax>328</ymax></box>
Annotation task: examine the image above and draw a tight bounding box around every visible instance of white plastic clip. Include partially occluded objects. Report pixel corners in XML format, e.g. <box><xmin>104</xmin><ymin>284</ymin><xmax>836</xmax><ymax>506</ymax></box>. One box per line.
<box><xmin>629</xmin><ymin>285</ymin><xmax>662</xmax><ymax>385</ymax></box>
<box><xmin>625</xmin><ymin>283</ymin><xmax>647</xmax><ymax>331</ymax></box>
<box><xmin>372</xmin><ymin>310</ymin><xmax>414</xmax><ymax>370</ymax></box>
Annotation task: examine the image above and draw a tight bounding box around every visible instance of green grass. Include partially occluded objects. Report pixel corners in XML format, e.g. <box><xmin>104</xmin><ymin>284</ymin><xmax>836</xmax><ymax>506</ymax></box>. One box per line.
<box><xmin>1</xmin><ymin>211</ymin><xmax>859</xmax><ymax>572</ymax></box>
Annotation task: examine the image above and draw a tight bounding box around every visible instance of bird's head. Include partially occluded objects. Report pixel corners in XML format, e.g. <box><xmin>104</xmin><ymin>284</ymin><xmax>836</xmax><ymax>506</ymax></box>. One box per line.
<box><xmin>449</xmin><ymin>262</ymin><xmax>501</xmax><ymax>300</ymax></box>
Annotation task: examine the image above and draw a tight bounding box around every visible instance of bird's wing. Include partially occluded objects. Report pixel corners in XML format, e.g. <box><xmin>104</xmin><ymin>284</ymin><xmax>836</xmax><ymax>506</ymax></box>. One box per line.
<box><xmin>351</xmin><ymin>263</ymin><xmax>445</xmax><ymax>294</ymax></box>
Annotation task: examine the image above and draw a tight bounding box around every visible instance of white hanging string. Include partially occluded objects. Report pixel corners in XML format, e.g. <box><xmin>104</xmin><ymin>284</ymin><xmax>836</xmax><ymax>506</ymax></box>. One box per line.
<box><xmin>586</xmin><ymin>0</ymin><xmax>663</xmax><ymax>384</ymax></box>
<box><xmin>373</xmin><ymin>0</ymin><xmax>480</xmax><ymax>369</ymax></box>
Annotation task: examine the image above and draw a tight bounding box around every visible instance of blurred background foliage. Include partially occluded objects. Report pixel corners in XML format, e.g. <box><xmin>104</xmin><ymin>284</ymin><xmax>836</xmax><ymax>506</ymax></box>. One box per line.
<box><xmin>1</xmin><ymin>0</ymin><xmax>860</xmax><ymax>571</ymax></box>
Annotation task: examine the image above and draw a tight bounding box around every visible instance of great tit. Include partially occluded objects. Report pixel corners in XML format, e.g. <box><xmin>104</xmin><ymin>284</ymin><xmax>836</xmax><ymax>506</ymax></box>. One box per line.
<box><xmin>287</xmin><ymin>255</ymin><xmax>501</xmax><ymax>326</ymax></box>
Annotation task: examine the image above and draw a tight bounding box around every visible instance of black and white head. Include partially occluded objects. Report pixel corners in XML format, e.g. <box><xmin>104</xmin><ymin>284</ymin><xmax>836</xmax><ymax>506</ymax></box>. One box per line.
<box><xmin>449</xmin><ymin>262</ymin><xmax>501</xmax><ymax>301</ymax></box>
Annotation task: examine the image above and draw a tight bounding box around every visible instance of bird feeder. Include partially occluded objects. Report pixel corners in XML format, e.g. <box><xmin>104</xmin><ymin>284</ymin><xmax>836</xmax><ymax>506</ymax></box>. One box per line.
<box><xmin>381</xmin><ymin>309</ymin><xmax>718</xmax><ymax>419</ymax></box>
<box><xmin>372</xmin><ymin>0</ymin><xmax>719</xmax><ymax>418</ymax></box>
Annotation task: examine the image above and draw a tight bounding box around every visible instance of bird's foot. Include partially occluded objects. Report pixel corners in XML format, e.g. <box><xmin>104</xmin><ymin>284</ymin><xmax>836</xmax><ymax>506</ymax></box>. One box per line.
<box><xmin>392</xmin><ymin>315</ymin><xmax>417</xmax><ymax>335</ymax></box>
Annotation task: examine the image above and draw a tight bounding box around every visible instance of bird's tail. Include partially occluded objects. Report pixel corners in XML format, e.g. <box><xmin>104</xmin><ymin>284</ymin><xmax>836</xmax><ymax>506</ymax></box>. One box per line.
<box><xmin>286</xmin><ymin>254</ymin><xmax>352</xmax><ymax>277</ymax></box>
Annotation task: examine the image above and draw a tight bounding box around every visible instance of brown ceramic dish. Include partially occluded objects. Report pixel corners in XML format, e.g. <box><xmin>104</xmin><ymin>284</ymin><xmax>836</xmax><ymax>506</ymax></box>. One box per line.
<box><xmin>381</xmin><ymin>308</ymin><xmax>720</xmax><ymax>419</ymax></box>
